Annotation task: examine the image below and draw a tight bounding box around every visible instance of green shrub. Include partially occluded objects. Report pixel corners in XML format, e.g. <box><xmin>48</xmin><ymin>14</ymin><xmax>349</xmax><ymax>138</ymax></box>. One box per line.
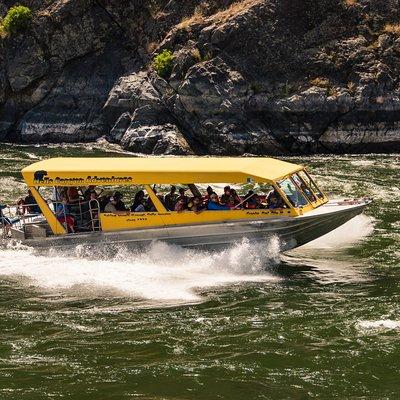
<box><xmin>1</xmin><ymin>5</ymin><xmax>32</xmax><ymax>34</ymax></box>
<box><xmin>153</xmin><ymin>49</ymin><xmax>174</xmax><ymax>78</ymax></box>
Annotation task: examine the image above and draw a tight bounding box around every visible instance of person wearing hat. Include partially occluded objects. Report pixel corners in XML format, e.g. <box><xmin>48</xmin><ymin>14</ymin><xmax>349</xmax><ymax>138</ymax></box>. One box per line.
<box><xmin>104</xmin><ymin>197</ymin><xmax>127</xmax><ymax>214</ymax></box>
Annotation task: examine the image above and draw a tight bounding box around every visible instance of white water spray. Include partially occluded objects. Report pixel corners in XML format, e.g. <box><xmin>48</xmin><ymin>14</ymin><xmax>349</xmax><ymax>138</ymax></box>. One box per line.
<box><xmin>356</xmin><ymin>319</ymin><xmax>400</xmax><ymax>331</ymax></box>
<box><xmin>0</xmin><ymin>238</ymin><xmax>281</xmax><ymax>303</ymax></box>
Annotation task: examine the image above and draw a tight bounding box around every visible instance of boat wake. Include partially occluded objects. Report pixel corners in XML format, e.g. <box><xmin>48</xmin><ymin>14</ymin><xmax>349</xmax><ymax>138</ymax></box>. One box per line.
<box><xmin>0</xmin><ymin>215</ymin><xmax>375</xmax><ymax>304</ymax></box>
<box><xmin>300</xmin><ymin>214</ymin><xmax>374</xmax><ymax>250</ymax></box>
<box><xmin>0</xmin><ymin>238</ymin><xmax>281</xmax><ymax>304</ymax></box>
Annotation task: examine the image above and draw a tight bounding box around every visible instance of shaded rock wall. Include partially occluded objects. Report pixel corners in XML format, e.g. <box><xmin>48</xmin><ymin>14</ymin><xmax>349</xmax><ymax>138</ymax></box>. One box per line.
<box><xmin>0</xmin><ymin>0</ymin><xmax>400</xmax><ymax>154</ymax></box>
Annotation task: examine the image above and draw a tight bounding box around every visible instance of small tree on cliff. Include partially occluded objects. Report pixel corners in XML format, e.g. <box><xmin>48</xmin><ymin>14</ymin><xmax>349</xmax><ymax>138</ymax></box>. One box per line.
<box><xmin>153</xmin><ymin>50</ymin><xmax>174</xmax><ymax>78</ymax></box>
<box><xmin>1</xmin><ymin>5</ymin><xmax>32</xmax><ymax>35</ymax></box>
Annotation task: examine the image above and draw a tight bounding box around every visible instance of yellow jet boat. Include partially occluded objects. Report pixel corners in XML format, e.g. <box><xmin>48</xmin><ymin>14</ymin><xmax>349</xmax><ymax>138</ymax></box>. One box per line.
<box><xmin>6</xmin><ymin>157</ymin><xmax>370</xmax><ymax>250</ymax></box>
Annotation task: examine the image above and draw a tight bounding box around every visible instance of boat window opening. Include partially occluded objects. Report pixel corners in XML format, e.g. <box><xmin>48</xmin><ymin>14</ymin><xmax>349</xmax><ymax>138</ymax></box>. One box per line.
<box><xmin>298</xmin><ymin>170</ymin><xmax>324</xmax><ymax>199</ymax></box>
<box><xmin>277</xmin><ymin>178</ymin><xmax>309</xmax><ymax>207</ymax></box>
<box><xmin>152</xmin><ymin>182</ymin><xmax>288</xmax><ymax>212</ymax></box>
<box><xmin>47</xmin><ymin>184</ymin><xmax>130</xmax><ymax>233</ymax></box>
<box><xmin>45</xmin><ymin>182</ymin><xmax>291</xmax><ymax>217</ymax></box>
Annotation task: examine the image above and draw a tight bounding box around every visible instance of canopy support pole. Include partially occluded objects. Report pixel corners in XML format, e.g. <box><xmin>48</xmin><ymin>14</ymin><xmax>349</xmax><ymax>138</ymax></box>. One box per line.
<box><xmin>144</xmin><ymin>185</ymin><xmax>167</xmax><ymax>213</ymax></box>
<box><xmin>29</xmin><ymin>187</ymin><xmax>66</xmax><ymax>235</ymax></box>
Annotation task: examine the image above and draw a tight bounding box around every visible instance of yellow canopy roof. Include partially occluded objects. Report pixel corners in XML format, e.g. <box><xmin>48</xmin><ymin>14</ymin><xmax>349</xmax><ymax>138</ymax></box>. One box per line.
<box><xmin>21</xmin><ymin>157</ymin><xmax>303</xmax><ymax>186</ymax></box>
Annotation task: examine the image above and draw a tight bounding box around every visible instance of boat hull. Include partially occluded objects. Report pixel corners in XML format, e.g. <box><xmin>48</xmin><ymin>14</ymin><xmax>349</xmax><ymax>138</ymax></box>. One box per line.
<box><xmin>14</xmin><ymin>201</ymin><xmax>369</xmax><ymax>252</ymax></box>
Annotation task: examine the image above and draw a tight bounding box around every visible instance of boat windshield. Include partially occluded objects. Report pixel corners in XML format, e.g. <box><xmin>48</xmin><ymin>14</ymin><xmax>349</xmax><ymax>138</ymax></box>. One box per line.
<box><xmin>277</xmin><ymin>177</ymin><xmax>309</xmax><ymax>207</ymax></box>
<box><xmin>297</xmin><ymin>170</ymin><xmax>324</xmax><ymax>199</ymax></box>
<box><xmin>292</xmin><ymin>173</ymin><xmax>316</xmax><ymax>203</ymax></box>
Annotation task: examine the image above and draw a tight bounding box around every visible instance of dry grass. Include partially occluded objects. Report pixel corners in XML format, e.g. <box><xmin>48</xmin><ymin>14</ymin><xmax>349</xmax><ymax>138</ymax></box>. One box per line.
<box><xmin>347</xmin><ymin>82</ymin><xmax>357</xmax><ymax>94</ymax></box>
<box><xmin>191</xmin><ymin>47</ymin><xmax>202</xmax><ymax>62</ymax></box>
<box><xmin>343</xmin><ymin>0</ymin><xmax>357</xmax><ymax>6</ymax></box>
<box><xmin>190</xmin><ymin>47</ymin><xmax>213</xmax><ymax>63</ymax></box>
<box><xmin>178</xmin><ymin>5</ymin><xmax>206</xmax><ymax>30</ymax></box>
<box><xmin>367</xmin><ymin>38</ymin><xmax>380</xmax><ymax>51</ymax></box>
<box><xmin>146</xmin><ymin>40</ymin><xmax>159</xmax><ymax>54</ymax></box>
<box><xmin>0</xmin><ymin>25</ymin><xmax>7</xmax><ymax>39</ymax></box>
<box><xmin>210</xmin><ymin>0</ymin><xmax>262</xmax><ymax>24</ymax></box>
<box><xmin>178</xmin><ymin>0</ymin><xmax>262</xmax><ymax>30</ymax></box>
<box><xmin>327</xmin><ymin>86</ymin><xmax>338</xmax><ymax>97</ymax></box>
<box><xmin>310</xmin><ymin>77</ymin><xmax>331</xmax><ymax>88</ymax></box>
<box><xmin>310</xmin><ymin>77</ymin><xmax>338</xmax><ymax>97</ymax></box>
<box><xmin>383</xmin><ymin>23</ymin><xmax>400</xmax><ymax>35</ymax></box>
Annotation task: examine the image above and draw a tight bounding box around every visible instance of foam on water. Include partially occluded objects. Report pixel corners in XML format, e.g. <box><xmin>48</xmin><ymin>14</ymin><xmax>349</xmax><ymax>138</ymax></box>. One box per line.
<box><xmin>356</xmin><ymin>319</ymin><xmax>400</xmax><ymax>331</ymax></box>
<box><xmin>0</xmin><ymin>238</ymin><xmax>281</xmax><ymax>303</ymax></box>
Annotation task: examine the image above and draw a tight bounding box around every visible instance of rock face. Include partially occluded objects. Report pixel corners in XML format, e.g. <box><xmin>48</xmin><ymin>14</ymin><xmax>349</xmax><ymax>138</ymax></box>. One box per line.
<box><xmin>0</xmin><ymin>0</ymin><xmax>400</xmax><ymax>154</ymax></box>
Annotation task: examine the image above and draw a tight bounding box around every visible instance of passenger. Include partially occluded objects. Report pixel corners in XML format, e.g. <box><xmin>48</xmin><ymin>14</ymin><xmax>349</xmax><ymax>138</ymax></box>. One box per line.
<box><xmin>246</xmin><ymin>192</ymin><xmax>265</xmax><ymax>209</ymax></box>
<box><xmin>24</xmin><ymin>190</ymin><xmax>40</xmax><ymax>213</ymax></box>
<box><xmin>253</xmin><ymin>194</ymin><xmax>266</xmax><ymax>209</ymax></box>
<box><xmin>207</xmin><ymin>194</ymin><xmax>230</xmax><ymax>210</ymax></box>
<box><xmin>205</xmin><ymin>186</ymin><xmax>217</xmax><ymax>201</ymax></box>
<box><xmin>188</xmin><ymin>196</ymin><xmax>205</xmax><ymax>213</ymax></box>
<box><xmin>0</xmin><ymin>204</ymin><xmax>12</xmax><ymax>237</ymax></box>
<box><xmin>231</xmin><ymin>189</ymin><xmax>242</xmax><ymax>208</ymax></box>
<box><xmin>114</xmin><ymin>191</ymin><xmax>127</xmax><ymax>211</ymax></box>
<box><xmin>219</xmin><ymin>186</ymin><xmax>232</xmax><ymax>205</ymax></box>
<box><xmin>135</xmin><ymin>200</ymin><xmax>146</xmax><ymax>212</ymax></box>
<box><xmin>67</xmin><ymin>186</ymin><xmax>81</xmax><ymax>205</ymax></box>
<box><xmin>83</xmin><ymin>185</ymin><xmax>95</xmax><ymax>201</ymax></box>
<box><xmin>276</xmin><ymin>193</ymin><xmax>285</xmax><ymax>208</ymax></box>
<box><xmin>267</xmin><ymin>189</ymin><xmax>285</xmax><ymax>209</ymax></box>
<box><xmin>89</xmin><ymin>191</ymin><xmax>99</xmax><ymax>221</ymax></box>
<box><xmin>300</xmin><ymin>183</ymin><xmax>316</xmax><ymax>202</ymax></box>
<box><xmin>83</xmin><ymin>185</ymin><xmax>103</xmax><ymax>201</ymax></box>
<box><xmin>104</xmin><ymin>196</ymin><xmax>127</xmax><ymax>214</ymax></box>
<box><xmin>16</xmin><ymin>198</ymin><xmax>26</xmax><ymax>215</ymax></box>
<box><xmin>268</xmin><ymin>194</ymin><xmax>280</xmax><ymax>209</ymax></box>
<box><xmin>145</xmin><ymin>188</ymin><xmax>158</xmax><ymax>212</ymax></box>
<box><xmin>164</xmin><ymin>185</ymin><xmax>178</xmax><ymax>211</ymax></box>
<box><xmin>176</xmin><ymin>188</ymin><xmax>189</xmax><ymax>208</ymax></box>
<box><xmin>55</xmin><ymin>196</ymin><xmax>75</xmax><ymax>233</ymax></box>
<box><xmin>244</xmin><ymin>190</ymin><xmax>257</xmax><ymax>209</ymax></box>
<box><xmin>99</xmin><ymin>193</ymin><xmax>111</xmax><ymax>212</ymax></box>
<box><xmin>220</xmin><ymin>186</ymin><xmax>240</xmax><ymax>209</ymax></box>
<box><xmin>131</xmin><ymin>190</ymin><xmax>146</xmax><ymax>212</ymax></box>
<box><xmin>174</xmin><ymin>198</ymin><xmax>187</xmax><ymax>212</ymax></box>
<box><xmin>52</xmin><ymin>187</ymin><xmax>67</xmax><ymax>205</ymax></box>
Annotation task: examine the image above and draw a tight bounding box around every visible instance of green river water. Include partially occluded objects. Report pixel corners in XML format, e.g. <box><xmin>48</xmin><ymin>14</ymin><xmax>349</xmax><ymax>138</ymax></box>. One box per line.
<box><xmin>0</xmin><ymin>143</ymin><xmax>399</xmax><ymax>399</ymax></box>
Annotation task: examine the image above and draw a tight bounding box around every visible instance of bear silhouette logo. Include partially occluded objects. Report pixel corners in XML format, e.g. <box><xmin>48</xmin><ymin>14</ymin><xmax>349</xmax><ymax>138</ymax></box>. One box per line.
<box><xmin>34</xmin><ymin>170</ymin><xmax>48</xmax><ymax>183</ymax></box>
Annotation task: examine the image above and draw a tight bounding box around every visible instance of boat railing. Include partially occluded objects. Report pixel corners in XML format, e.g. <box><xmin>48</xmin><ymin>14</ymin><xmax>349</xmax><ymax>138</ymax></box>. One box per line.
<box><xmin>2</xmin><ymin>198</ymin><xmax>102</xmax><ymax>239</ymax></box>
<box><xmin>53</xmin><ymin>198</ymin><xmax>101</xmax><ymax>233</ymax></box>
<box><xmin>1</xmin><ymin>203</ymin><xmax>45</xmax><ymax>238</ymax></box>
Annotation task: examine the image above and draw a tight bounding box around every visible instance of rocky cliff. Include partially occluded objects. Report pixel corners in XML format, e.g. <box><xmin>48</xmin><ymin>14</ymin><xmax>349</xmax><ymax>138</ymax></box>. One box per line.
<box><xmin>1</xmin><ymin>0</ymin><xmax>400</xmax><ymax>155</ymax></box>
